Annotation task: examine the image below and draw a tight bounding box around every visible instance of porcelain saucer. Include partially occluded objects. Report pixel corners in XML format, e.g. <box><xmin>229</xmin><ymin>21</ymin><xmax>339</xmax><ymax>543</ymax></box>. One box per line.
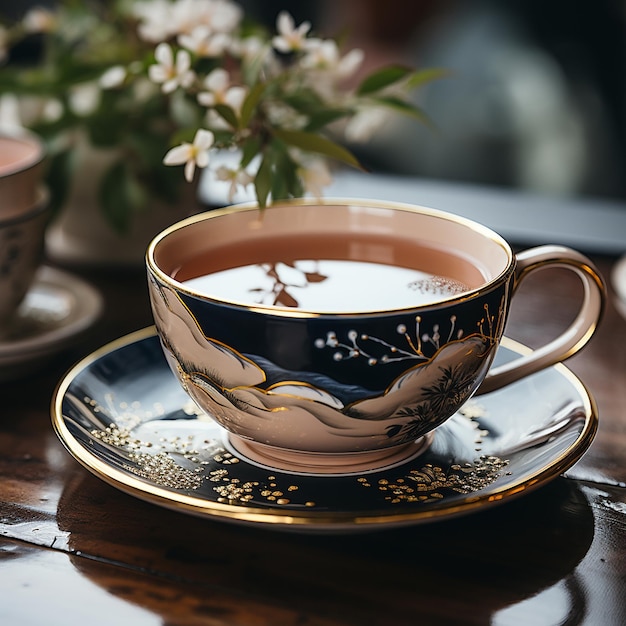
<box><xmin>0</xmin><ymin>266</ymin><xmax>102</xmax><ymax>381</ymax></box>
<box><xmin>51</xmin><ymin>327</ymin><xmax>597</xmax><ymax>532</ymax></box>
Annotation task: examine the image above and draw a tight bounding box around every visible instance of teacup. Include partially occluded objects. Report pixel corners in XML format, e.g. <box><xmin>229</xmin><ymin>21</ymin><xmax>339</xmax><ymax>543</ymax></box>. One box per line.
<box><xmin>0</xmin><ymin>187</ymin><xmax>51</xmax><ymax>336</ymax></box>
<box><xmin>0</xmin><ymin>129</ymin><xmax>46</xmax><ymax>220</ymax></box>
<box><xmin>146</xmin><ymin>199</ymin><xmax>605</xmax><ymax>473</ymax></box>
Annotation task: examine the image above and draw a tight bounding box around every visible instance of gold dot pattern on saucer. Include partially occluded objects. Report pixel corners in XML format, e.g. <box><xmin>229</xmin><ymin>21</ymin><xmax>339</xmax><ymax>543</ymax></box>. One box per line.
<box><xmin>84</xmin><ymin>392</ymin><xmax>511</xmax><ymax>512</ymax></box>
<box><xmin>356</xmin><ymin>456</ymin><xmax>509</xmax><ymax>504</ymax></box>
<box><xmin>91</xmin><ymin>425</ymin><xmax>203</xmax><ymax>491</ymax></box>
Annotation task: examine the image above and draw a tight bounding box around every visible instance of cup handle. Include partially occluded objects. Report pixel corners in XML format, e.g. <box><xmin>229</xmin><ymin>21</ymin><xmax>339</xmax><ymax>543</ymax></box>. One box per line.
<box><xmin>476</xmin><ymin>245</ymin><xmax>606</xmax><ymax>395</ymax></box>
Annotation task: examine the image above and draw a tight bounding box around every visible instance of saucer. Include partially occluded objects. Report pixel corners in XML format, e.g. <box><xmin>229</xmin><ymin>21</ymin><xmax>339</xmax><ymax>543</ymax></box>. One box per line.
<box><xmin>0</xmin><ymin>266</ymin><xmax>102</xmax><ymax>381</ymax></box>
<box><xmin>51</xmin><ymin>327</ymin><xmax>597</xmax><ymax>532</ymax></box>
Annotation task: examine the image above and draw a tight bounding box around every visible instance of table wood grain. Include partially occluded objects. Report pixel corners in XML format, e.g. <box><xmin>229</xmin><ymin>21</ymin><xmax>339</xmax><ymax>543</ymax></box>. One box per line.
<box><xmin>1</xmin><ymin>253</ymin><xmax>625</xmax><ymax>626</ymax></box>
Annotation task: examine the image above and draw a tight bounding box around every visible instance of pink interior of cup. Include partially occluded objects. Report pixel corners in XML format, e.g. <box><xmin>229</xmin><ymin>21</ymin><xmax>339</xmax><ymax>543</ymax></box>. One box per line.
<box><xmin>0</xmin><ymin>132</ymin><xmax>46</xmax><ymax>219</ymax></box>
<box><xmin>0</xmin><ymin>133</ymin><xmax>44</xmax><ymax>176</ymax></box>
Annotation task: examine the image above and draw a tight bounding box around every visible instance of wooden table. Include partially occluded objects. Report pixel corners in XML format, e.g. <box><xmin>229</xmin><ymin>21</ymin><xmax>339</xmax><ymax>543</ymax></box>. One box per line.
<box><xmin>1</xmin><ymin>251</ymin><xmax>625</xmax><ymax>626</ymax></box>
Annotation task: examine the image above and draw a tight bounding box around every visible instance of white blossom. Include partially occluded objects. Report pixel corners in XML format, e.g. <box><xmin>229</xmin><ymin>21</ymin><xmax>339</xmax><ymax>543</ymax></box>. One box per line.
<box><xmin>197</xmin><ymin>0</ymin><xmax>242</xmax><ymax>34</ymax></box>
<box><xmin>197</xmin><ymin>68</ymin><xmax>247</xmax><ymax>115</ymax></box>
<box><xmin>301</xmin><ymin>40</ymin><xmax>340</xmax><ymax>70</ymax></box>
<box><xmin>148</xmin><ymin>0</ymin><xmax>243</xmax><ymax>38</ymax></box>
<box><xmin>231</xmin><ymin>35</ymin><xmax>278</xmax><ymax>76</ymax></box>
<box><xmin>100</xmin><ymin>65</ymin><xmax>127</xmax><ymax>89</ymax></box>
<box><xmin>336</xmin><ymin>48</ymin><xmax>365</xmax><ymax>80</ymax></box>
<box><xmin>132</xmin><ymin>77</ymin><xmax>160</xmax><ymax>103</ymax></box>
<box><xmin>265</xmin><ymin>101</ymin><xmax>308</xmax><ymax>130</ymax></box>
<box><xmin>298</xmin><ymin>159</ymin><xmax>333</xmax><ymax>199</ymax></box>
<box><xmin>163</xmin><ymin>128</ymin><xmax>215</xmax><ymax>182</ymax></box>
<box><xmin>133</xmin><ymin>0</ymin><xmax>174</xmax><ymax>42</ymax></box>
<box><xmin>169</xmin><ymin>0</ymin><xmax>211</xmax><ymax>36</ymax></box>
<box><xmin>272</xmin><ymin>11</ymin><xmax>319</xmax><ymax>53</ymax></box>
<box><xmin>300</xmin><ymin>41</ymin><xmax>364</xmax><ymax>99</ymax></box>
<box><xmin>148</xmin><ymin>43</ymin><xmax>195</xmax><ymax>93</ymax></box>
<box><xmin>203</xmin><ymin>108</ymin><xmax>229</xmax><ymax>131</ymax></box>
<box><xmin>214</xmin><ymin>165</ymin><xmax>254</xmax><ymax>202</ymax></box>
<box><xmin>231</xmin><ymin>35</ymin><xmax>264</xmax><ymax>61</ymax></box>
<box><xmin>22</xmin><ymin>8</ymin><xmax>56</xmax><ymax>33</ymax></box>
<box><xmin>345</xmin><ymin>106</ymin><xmax>391</xmax><ymax>143</ymax></box>
<box><xmin>224</xmin><ymin>85</ymin><xmax>247</xmax><ymax>114</ymax></box>
<box><xmin>42</xmin><ymin>98</ymin><xmax>64</xmax><ymax>122</ymax></box>
<box><xmin>68</xmin><ymin>83</ymin><xmax>100</xmax><ymax>116</ymax></box>
<box><xmin>178</xmin><ymin>26</ymin><xmax>231</xmax><ymax>57</ymax></box>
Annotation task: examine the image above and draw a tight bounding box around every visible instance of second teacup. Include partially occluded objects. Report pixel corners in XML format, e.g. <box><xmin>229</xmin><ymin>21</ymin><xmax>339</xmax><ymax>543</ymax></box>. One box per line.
<box><xmin>0</xmin><ymin>187</ymin><xmax>51</xmax><ymax>336</ymax></box>
<box><xmin>0</xmin><ymin>129</ymin><xmax>46</xmax><ymax>220</ymax></box>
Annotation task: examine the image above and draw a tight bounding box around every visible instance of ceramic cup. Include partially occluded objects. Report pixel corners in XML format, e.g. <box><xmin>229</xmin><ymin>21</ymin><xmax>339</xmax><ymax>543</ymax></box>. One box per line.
<box><xmin>146</xmin><ymin>199</ymin><xmax>605</xmax><ymax>473</ymax></box>
<box><xmin>0</xmin><ymin>187</ymin><xmax>51</xmax><ymax>336</ymax></box>
<box><xmin>0</xmin><ymin>129</ymin><xmax>46</xmax><ymax>220</ymax></box>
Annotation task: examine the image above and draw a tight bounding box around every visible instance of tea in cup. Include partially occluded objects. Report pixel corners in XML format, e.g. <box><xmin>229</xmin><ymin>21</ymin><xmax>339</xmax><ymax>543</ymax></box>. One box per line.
<box><xmin>146</xmin><ymin>199</ymin><xmax>605</xmax><ymax>473</ymax></box>
<box><xmin>0</xmin><ymin>129</ymin><xmax>46</xmax><ymax>220</ymax></box>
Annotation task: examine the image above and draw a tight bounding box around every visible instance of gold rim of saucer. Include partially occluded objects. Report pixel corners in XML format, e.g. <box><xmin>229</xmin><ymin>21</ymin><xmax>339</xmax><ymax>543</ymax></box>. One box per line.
<box><xmin>51</xmin><ymin>327</ymin><xmax>598</xmax><ymax>532</ymax></box>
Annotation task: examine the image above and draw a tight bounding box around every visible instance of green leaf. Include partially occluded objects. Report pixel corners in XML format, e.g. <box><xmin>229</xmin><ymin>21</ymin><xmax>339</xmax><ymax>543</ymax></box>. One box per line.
<box><xmin>193</xmin><ymin>57</ymin><xmax>222</xmax><ymax>77</ymax></box>
<box><xmin>272</xmin><ymin>129</ymin><xmax>364</xmax><ymax>171</ymax></box>
<box><xmin>240</xmin><ymin>82</ymin><xmax>266</xmax><ymax>129</ymax></box>
<box><xmin>405</xmin><ymin>67</ymin><xmax>453</xmax><ymax>90</ymax></box>
<box><xmin>0</xmin><ymin>66</ymin><xmax>91</xmax><ymax>95</ymax></box>
<box><xmin>241</xmin><ymin>136</ymin><xmax>262</xmax><ymax>168</ymax></box>
<box><xmin>44</xmin><ymin>148</ymin><xmax>75</xmax><ymax>218</ymax></box>
<box><xmin>210</xmin><ymin>129</ymin><xmax>237</xmax><ymax>148</ymax></box>
<box><xmin>372</xmin><ymin>96</ymin><xmax>435</xmax><ymax>128</ymax></box>
<box><xmin>254</xmin><ymin>153</ymin><xmax>273</xmax><ymax>208</ymax></box>
<box><xmin>84</xmin><ymin>90</ymin><xmax>132</xmax><ymax>147</ymax></box>
<box><xmin>213</xmin><ymin>104</ymin><xmax>239</xmax><ymax>129</ymax></box>
<box><xmin>128</xmin><ymin>131</ymin><xmax>169</xmax><ymax>169</ymax></box>
<box><xmin>305</xmin><ymin>108</ymin><xmax>353</xmax><ymax>132</ymax></box>
<box><xmin>86</xmin><ymin>113</ymin><xmax>124</xmax><ymax>147</ymax></box>
<box><xmin>281</xmin><ymin>88</ymin><xmax>325</xmax><ymax>114</ymax></box>
<box><xmin>143</xmin><ymin>162</ymin><xmax>185</xmax><ymax>206</ymax></box>
<box><xmin>241</xmin><ymin>44</ymin><xmax>269</xmax><ymax>85</ymax></box>
<box><xmin>268</xmin><ymin>142</ymin><xmax>302</xmax><ymax>200</ymax></box>
<box><xmin>99</xmin><ymin>160</ymin><xmax>145</xmax><ymax>233</ymax></box>
<box><xmin>357</xmin><ymin>65</ymin><xmax>413</xmax><ymax>96</ymax></box>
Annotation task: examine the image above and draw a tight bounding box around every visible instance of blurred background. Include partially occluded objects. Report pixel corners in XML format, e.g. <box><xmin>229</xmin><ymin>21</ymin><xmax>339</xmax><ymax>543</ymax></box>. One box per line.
<box><xmin>322</xmin><ymin>0</ymin><xmax>626</xmax><ymax>203</ymax></box>
<box><xmin>2</xmin><ymin>0</ymin><xmax>626</xmax><ymax>203</ymax></box>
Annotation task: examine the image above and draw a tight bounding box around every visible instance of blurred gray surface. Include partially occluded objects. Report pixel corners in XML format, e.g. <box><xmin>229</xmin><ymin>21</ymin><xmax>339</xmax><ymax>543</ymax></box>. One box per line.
<box><xmin>326</xmin><ymin>171</ymin><xmax>626</xmax><ymax>255</ymax></box>
<box><xmin>200</xmin><ymin>168</ymin><xmax>625</xmax><ymax>254</ymax></box>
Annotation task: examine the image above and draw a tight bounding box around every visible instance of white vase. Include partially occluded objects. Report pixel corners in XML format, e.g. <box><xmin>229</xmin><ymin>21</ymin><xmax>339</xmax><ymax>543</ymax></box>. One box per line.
<box><xmin>46</xmin><ymin>134</ymin><xmax>200</xmax><ymax>267</ymax></box>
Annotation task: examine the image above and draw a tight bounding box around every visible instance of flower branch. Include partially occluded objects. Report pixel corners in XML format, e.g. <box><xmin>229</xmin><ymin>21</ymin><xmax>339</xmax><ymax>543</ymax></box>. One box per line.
<box><xmin>0</xmin><ymin>0</ymin><xmax>446</xmax><ymax>229</ymax></box>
